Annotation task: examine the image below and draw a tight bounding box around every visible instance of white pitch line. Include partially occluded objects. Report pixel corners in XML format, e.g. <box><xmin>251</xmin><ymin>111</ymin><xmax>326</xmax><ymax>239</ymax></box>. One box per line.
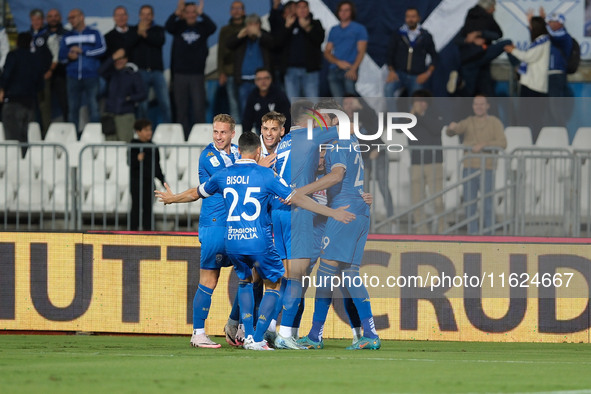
<box><xmin>14</xmin><ymin>351</ymin><xmax>591</xmax><ymax>366</ymax></box>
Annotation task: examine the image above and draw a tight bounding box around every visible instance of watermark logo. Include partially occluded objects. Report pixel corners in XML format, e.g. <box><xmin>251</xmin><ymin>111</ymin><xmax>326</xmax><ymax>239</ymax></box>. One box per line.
<box><xmin>306</xmin><ymin>109</ymin><xmax>418</xmax><ymax>153</ymax></box>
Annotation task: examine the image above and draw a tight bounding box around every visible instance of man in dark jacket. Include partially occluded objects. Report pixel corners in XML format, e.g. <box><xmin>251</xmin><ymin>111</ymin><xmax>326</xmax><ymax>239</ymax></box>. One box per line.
<box><xmin>453</xmin><ymin>0</ymin><xmax>511</xmax><ymax>96</ymax></box>
<box><xmin>105</xmin><ymin>6</ymin><xmax>138</xmax><ymax>57</ymax></box>
<box><xmin>279</xmin><ymin>0</ymin><xmax>324</xmax><ymax>101</ymax></box>
<box><xmin>0</xmin><ymin>32</ymin><xmax>44</xmax><ymax>156</ymax></box>
<box><xmin>408</xmin><ymin>90</ymin><xmax>446</xmax><ymax>234</ymax></box>
<box><xmin>100</xmin><ymin>48</ymin><xmax>147</xmax><ymax>142</ymax></box>
<box><xmin>29</xmin><ymin>9</ymin><xmax>53</xmax><ymax>133</ymax></box>
<box><xmin>385</xmin><ymin>8</ymin><xmax>438</xmax><ymax>98</ymax></box>
<box><xmin>45</xmin><ymin>9</ymin><xmax>69</xmax><ymax>127</ymax></box>
<box><xmin>166</xmin><ymin>0</ymin><xmax>216</xmax><ymax>138</ymax></box>
<box><xmin>217</xmin><ymin>1</ymin><xmax>245</xmax><ymax>122</ymax></box>
<box><xmin>242</xmin><ymin>68</ymin><xmax>290</xmax><ymax>134</ymax></box>
<box><xmin>226</xmin><ymin>13</ymin><xmax>274</xmax><ymax>111</ymax></box>
<box><xmin>129</xmin><ymin>118</ymin><xmax>165</xmax><ymax>231</ymax></box>
<box><xmin>130</xmin><ymin>5</ymin><xmax>171</xmax><ymax>124</ymax></box>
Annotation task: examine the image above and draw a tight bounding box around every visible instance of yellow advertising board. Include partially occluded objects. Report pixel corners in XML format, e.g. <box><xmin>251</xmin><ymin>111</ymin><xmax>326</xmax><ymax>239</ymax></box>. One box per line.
<box><xmin>1</xmin><ymin>232</ymin><xmax>589</xmax><ymax>343</ymax></box>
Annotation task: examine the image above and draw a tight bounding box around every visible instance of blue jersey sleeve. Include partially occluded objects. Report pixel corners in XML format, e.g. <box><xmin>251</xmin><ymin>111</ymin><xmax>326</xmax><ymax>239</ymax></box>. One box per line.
<box><xmin>313</xmin><ymin>125</ymin><xmax>340</xmax><ymax>145</ymax></box>
<box><xmin>266</xmin><ymin>170</ymin><xmax>293</xmax><ymax>201</ymax></box>
<box><xmin>198</xmin><ymin>150</ymin><xmax>215</xmax><ymax>184</ymax></box>
<box><xmin>199</xmin><ymin>171</ymin><xmax>222</xmax><ymax>198</ymax></box>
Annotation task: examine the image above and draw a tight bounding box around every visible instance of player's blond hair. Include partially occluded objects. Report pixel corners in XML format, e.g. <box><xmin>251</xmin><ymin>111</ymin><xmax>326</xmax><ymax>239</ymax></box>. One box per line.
<box><xmin>212</xmin><ymin>113</ymin><xmax>236</xmax><ymax>131</ymax></box>
<box><xmin>261</xmin><ymin>111</ymin><xmax>286</xmax><ymax>128</ymax></box>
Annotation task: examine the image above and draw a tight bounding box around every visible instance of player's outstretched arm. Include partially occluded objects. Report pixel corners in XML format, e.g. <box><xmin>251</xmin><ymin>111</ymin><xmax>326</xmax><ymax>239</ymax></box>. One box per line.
<box><xmin>154</xmin><ymin>183</ymin><xmax>200</xmax><ymax>205</ymax></box>
<box><xmin>291</xmin><ymin>191</ymin><xmax>355</xmax><ymax>224</ymax></box>
<box><xmin>297</xmin><ymin>167</ymin><xmax>345</xmax><ymax>196</ymax></box>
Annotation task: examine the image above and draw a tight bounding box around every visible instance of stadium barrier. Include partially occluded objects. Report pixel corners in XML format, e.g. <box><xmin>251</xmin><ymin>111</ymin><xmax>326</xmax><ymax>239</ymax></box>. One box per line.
<box><xmin>2</xmin><ymin>232</ymin><xmax>591</xmax><ymax>343</ymax></box>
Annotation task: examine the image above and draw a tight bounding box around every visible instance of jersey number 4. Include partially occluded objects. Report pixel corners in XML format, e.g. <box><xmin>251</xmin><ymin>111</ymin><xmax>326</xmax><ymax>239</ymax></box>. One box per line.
<box><xmin>224</xmin><ymin>187</ymin><xmax>261</xmax><ymax>221</ymax></box>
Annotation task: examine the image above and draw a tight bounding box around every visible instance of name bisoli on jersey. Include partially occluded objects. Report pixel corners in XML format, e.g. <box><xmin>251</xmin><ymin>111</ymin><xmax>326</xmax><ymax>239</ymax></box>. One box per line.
<box><xmin>227</xmin><ymin>176</ymin><xmax>250</xmax><ymax>185</ymax></box>
<box><xmin>227</xmin><ymin>226</ymin><xmax>258</xmax><ymax>240</ymax></box>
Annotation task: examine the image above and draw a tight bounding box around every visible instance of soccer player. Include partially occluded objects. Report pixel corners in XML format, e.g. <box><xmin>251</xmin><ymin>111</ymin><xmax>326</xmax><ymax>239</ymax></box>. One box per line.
<box><xmin>173</xmin><ymin>114</ymin><xmax>240</xmax><ymax>348</ymax></box>
<box><xmin>270</xmin><ymin>100</ymin><xmax>360</xmax><ymax>349</ymax></box>
<box><xmin>260</xmin><ymin>111</ymin><xmax>285</xmax><ymax>158</ymax></box>
<box><xmin>156</xmin><ymin>131</ymin><xmax>355</xmax><ymax>350</ymax></box>
<box><xmin>296</xmin><ymin>99</ymin><xmax>381</xmax><ymax>350</ymax></box>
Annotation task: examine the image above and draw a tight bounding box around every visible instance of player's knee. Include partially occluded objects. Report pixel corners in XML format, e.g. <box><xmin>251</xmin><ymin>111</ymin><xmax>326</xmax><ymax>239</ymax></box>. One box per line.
<box><xmin>199</xmin><ymin>269</ymin><xmax>220</xmax><ymax>289</ymax></box>
<box><xmin>264</xmin><ymin>278</ymin><xmax>281</xmax><ymax>291</ymax></box>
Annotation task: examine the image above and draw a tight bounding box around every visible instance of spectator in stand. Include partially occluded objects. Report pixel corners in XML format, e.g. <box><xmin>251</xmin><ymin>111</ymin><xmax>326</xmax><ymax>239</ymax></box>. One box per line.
<box><xmin>343</xmin><ymin>94</ymin><xmax>394</xmax><ymax>219</ymax></box>
<box><xmin>242</xmin><ymin>68</ymin><xmax>290</xmax><ymax>135</ymax></box>
<box><xmin>542</xmin><ymin>10</ymin><xmax>573</xmax><ymax>97</ymax></box>
<box><xmin>29</xmin><ymin>9</ymin><xmax>53</xmax><ymax>134</ymax></box>
<box><xmin>217</xmin><ymin>1</ymin><xmax>245</xmax><ymax>122</ymax></box>
<box><xmin>129</xmin><ymin>119</ymin><xmax>165</xmax><ymax>231</ymax></box>
<box><xmin>130</xmin><ymin>5</ymin><xmax>172</xmax><ymax>124</ymax></box>
<box><xmin>105</xmin><ymin>6</ymin><xmax>137</xmax><ymax>58</ymax></box>
<box><xmin>0</xmin><ymin>33</ymin><xmax>44</xmax><ymax>156</ymax></box>
<box><xmin>100</xmin><ymin>48</ymin><xmax>147</xmax><ymax>142</ymax></box>
<box><xmin>279</xmin><ymin>0</ymin><xmax>325</xmax><ymax>101</ymax></box>
<box><xmin>446</xmin><ymin>95</ymin><xmax>507</xmax><ymax>235</ymax></box>
<box><xmin>504</xmin><ymin>17</ymin><xmax>550</xmax><ymax>97</ymax></box>
<box><xmin>45</xmin><ymin>9</ymin><xmax>69</xmax><ymax>125</ymax></box>
<box><xmin>166</xmin><ymin>0</ymin><xmax>216</xmax><ymax>139</ymax></box>
<box><xmin>408</xmin><ymin>90</ymin><xmax>446</xmax><ymax>234</ymax></box>
<box><xmin>324</xmin><ymin>1</ymin><xmax>368</xmax><ymax>97</ymax></box>
<box><xmin>504</xmin><ymin>16</ymin><xmax>550</xmax><ymax>143</ymax></box>
<box><xmin>227</xmin><ymin>13</ymin><xmax>275</xmax><ymax>111</ymax></box>
<box><xmin>451</xmin><ymin>0</ymin><xmax>511</xmax><ymax>97</ymax></box>
<box><xmin>385</xmin><ymin>8</ymin><xmax>438</xmax><ymax>98</ymax></box>
<box><xmin>269</xmin><ymin>0</ymin><xmax>296</xmax><ymax>90</ymax></box>
<box><xmin>58</xmin><ymin>8</ymin><xmax>106</xmax><ymax>135</ymax></box>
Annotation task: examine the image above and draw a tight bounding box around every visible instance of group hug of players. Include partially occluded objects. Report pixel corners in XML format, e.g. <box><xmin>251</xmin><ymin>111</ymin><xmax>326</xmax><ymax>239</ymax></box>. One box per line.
<box><xmin>155</xmin><ymin>99</ymin><xmax>381</xmax><ymax>351</ymax></box>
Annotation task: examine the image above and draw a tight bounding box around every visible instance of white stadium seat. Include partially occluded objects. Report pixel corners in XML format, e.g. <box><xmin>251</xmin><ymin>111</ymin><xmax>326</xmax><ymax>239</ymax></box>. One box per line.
<box><xmin>572</xmin><ymin>127</ymin><xmax>591</xmax><ymax>151</ymax></box>
<box><xmin>536</xmin><ymin>127</ymin><xmax>569</xmax><ymax>149</ymax></box>
<box><xmin>28</xmin><ymin>122</ymin><xmax>42</xmax><ymax>142</ymax></box>
<box><xmin>80</xmin><ymin>122</ymin><xmax>105</xmax><ymax>144</ymax></box>
<box><xmin>188</xmin><ymin>123</ymin><xmax>213</xmax><ymax>145</ymax></box>
<box><xmin>45</xmin><ymin>122</ymin><xmax>77</xmax><ymax>143</ymax></box>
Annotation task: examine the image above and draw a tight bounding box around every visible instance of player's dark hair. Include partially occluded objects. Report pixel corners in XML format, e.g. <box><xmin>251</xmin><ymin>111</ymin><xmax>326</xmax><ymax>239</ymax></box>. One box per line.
<box><xmin>261</xmin><ymin>111</ymin><xmax>286</xmax><ymax>128</ymax></box>
<box><xmin>238</xmin><ymin>131</ymin><xmax>260</xmax><ymax>154</ymax></box>
<box><xmin>291</xmin><ymin>99</ymin><xmax>314</xmax><ymax>126</ymax></box>
<box><xmin>133</xmin><ymin>118</ymin><xmax>152</xmax><ymax>132</ymax></box>
<box><xmin>336</xmin><ymin>1</ymin><xmax>356</xmax><ymax>21</ymax></box>
<box><xmin>314</xmin><ymin>98</ymin><xmax>344</xmax><ymax>124</ymax></box>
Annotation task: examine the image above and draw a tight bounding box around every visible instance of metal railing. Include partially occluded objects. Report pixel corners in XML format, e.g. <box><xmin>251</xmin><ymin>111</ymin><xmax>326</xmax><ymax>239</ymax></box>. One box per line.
<box><xmin>1</xmin><ymin>142</ymin><xmax>590</xmax><ymax>236</ymax></box>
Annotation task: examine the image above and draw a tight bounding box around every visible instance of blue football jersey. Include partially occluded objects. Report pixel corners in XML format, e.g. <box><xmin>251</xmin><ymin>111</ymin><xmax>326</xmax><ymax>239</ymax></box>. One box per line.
<box><xmin>275</xmin><ymin>126</ymin><xmax>340</xmax><ymax>188</ymax></box>
<box><xmin>199</xmin><ymin>159</ymin><xmax>294</xmax><ymax>254</ymax></box>
<box><xmin>325</xmin><ymin>135</ymin><xmax>370</xmax><ymax>217</ymax></box>
<box><xmin>198</xmin><ymin>143</ymin><xmax>240</xmax><ymax>227</ymax></box>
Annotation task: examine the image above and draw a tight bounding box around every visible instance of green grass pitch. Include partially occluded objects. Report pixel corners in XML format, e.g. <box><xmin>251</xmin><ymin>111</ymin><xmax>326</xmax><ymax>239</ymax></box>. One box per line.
<box><xmin>1</xmin><ymin>335</ymin><xmax>591</xmax><ymax>393</ymax></box>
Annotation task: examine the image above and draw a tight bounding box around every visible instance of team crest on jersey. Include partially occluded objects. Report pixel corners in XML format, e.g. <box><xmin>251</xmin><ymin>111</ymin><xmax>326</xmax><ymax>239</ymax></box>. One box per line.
<box><xmin>210</xmin><ymin>156</ymin><xmax>220</xmax><ymax>167</ymax></box>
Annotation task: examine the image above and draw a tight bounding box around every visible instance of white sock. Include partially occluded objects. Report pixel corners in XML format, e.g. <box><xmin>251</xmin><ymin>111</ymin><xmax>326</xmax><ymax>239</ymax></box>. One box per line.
<box><xmin>352</xmin><ymin>327</ymin><xmax>362</xmax><ymax>340</ymax></box>
<box><xmin>193</xmin><ymin>328</ymin><xmax>205</xmax><ymax>336</ymax></box>
<box><xmin>267</xmin><ymin>319</ymin><xmax>277</xmax><ymax>332</ymax></box>
<box><xmin>291</xmin><ymin>327</ymin><xmax>300</xmax><ymax>338</ymax></box>
<box><xmin>227</xmin><ymin>318</ymin><xmax>239</xmax><ymax>327</ymax></box>
<box><xmin>279</xmin><ymin>325</ymin><xmax>292</xmax><ymax>337</ymax></box>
